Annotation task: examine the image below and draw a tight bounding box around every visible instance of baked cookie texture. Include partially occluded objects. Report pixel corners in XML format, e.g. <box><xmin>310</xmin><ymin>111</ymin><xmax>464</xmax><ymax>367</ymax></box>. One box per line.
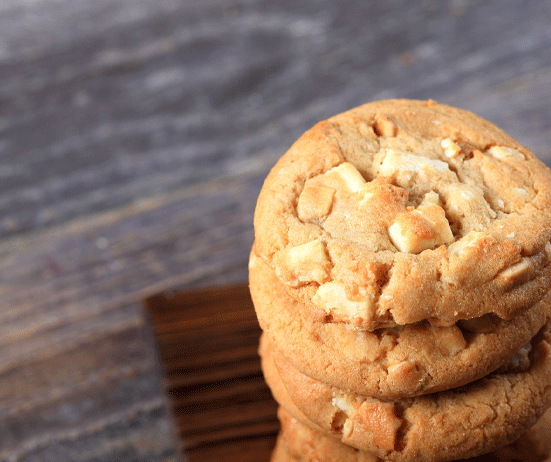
<box><xmin>272</xmin><ymin>406</ymin><xmax>551</xmax><ymax>462</ymax></box>
<box><xmin>250</xmin><ymin>250</ymin><xmax>551</xmax><ymax>398</ymax></box>
<box><xmin>272</xmin><ymin>407</ymin><xmax>380</xmax><ymax>462</ymax></box>
<box><xmin>251</xmin><ymin>99</ymin><xmax>551</xmax><ymax>462</ymax></box>
<box><xmin>253</xmin><ymin>99</ymin><xmax>551</xmax><ymax>330</ymax></box>
<box><xmin>260</xmin><ymin>329</ymin><xmax>551</xmax><ymax>462</ymax></box>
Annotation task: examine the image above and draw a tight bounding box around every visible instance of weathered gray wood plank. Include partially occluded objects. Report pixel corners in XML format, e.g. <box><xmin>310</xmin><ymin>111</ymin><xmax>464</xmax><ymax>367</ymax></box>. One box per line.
<box><xmin>1</xmin><ymin>0</ymin><xmax>550</xmax><ymax>460</ymax></box>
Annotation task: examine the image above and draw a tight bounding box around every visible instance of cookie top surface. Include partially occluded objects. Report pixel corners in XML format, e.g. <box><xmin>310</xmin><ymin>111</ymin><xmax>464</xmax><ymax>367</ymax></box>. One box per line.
<box><xmin>260</xmin><ymin>325</ymin><xmax>551</xmax><ymax>462</ymax></box>
<box><xmin>254</xmin><ymin>99</ymin><xmax>551</xmax><ymax>329</ymax></box>
<box><xmin>249</xmin><ymin>250</ymin><xmax>551</xmax><ymax>398</ymax></box>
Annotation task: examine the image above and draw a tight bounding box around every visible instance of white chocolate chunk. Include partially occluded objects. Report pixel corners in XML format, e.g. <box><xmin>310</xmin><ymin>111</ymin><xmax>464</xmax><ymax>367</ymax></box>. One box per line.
<box><xmin>328</xmin><ymin>162</ymin><xmax>366</xmax><ymax>193</ymax></box>
<box><xmin>497</xmin><ymin>259</ymin><xmax>533</xmax><ymax>283</ymax></box>
<box><xmin>386</xmin><ymin>361</ymin><xmax>425</xmax><ymax>392</ymax></box>
<box><xmin>448</xmin><ymin>232</ymin><xmax>486</xmax><ymax>256</ymax></box>
<box><xmin>297</xmin><ymin>182</ymin><xmax>335</xmax><ymax>222</ymax></box>
<box><xmin>441</xmin><ymin>138</ymin><xmax>461</xmax><ymax>158</ymax></box>
<box><xmin>313</xmin><ymin>281</ymin><xmax>374</xmax><ymax>318</ymax></box>
<box><xmin>248</xmin><ymin>252</ymin><xmax>258</xmax><ymax>271</ymax></box>
<box><xmin>332</xmin><ymin>393</ymin><xmax>354</xmax><ymax>414</ymax></box>
<box><xmin>488</xmin><ymin>145</ymin><xmax>525</xmax><ymax>161</ymax></box>
<box><xmin>277</xmin><ymin>240</ymin><xmax>330</xmax><ymax>286</ymax></box>
<box><xmin>514</xmin><ymin>187</ymin><xmax>529</xmax><ymax>198</ymax></box>
<box><xmin>387</xmin><ymin>220</ymin><xmax>421</xmax><ymax>253</ymax></box>
<box><xmin>421</xmin><ymin>191</ymin><xmax>441</xmax><ymax>207</ymax></box>
<box><xmin>388</xmin><ymin>204</ymin><xmax>453</xmax><ymax>254</ymax></box>
<box><xmin>374</xmin><ymin>114</ymin><xmax>398</xmax><ymax>137</ymax></box>
<box><xmin>341</xmin><ymin>400</ymin><xmax>402</xmax><ymax>451</ymax></box>
<box><xmin>380</xmin><ymin>150</ymin><xmax>451</xmax><ymax>177</ymax></box>
<box><xmin>358</xmin><ymin>178</ymin><xmax>408</xmax><ymax>209</ymax></box>
<box><xmin>433</xmin><ymin>325</ymin><xmax>467</xmax><ymax>356</ymax></box>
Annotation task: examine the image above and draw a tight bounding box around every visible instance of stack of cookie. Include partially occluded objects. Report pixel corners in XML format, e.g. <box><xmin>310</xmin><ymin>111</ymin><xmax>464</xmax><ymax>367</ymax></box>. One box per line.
<box><xmin>249</xmin><ymin>99</ymin><xmax>551</xmax><ymax>462</ymax></box>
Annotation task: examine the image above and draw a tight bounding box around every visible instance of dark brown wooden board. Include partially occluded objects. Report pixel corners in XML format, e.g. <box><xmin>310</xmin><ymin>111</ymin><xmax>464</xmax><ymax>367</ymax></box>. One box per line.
<box><xmin>144</xmin><ymin>284</ymin><xmax>279</xmax><ymax>462</ymax></box>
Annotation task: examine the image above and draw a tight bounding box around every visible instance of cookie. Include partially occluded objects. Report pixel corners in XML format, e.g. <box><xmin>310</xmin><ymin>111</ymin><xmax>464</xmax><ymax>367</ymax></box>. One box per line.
<box><xmin>270</xmin><ymin>436</ymin><xmax>296</xmax><ymax>462</ymax></box>
<box><xmin>250</xmin><ymin>250</ymin><xmax>551</xmax><ymax>398</ymax></box>
<box><xmin>253</xmin><ymin>99</ymin><xmax>551</xmax><ymax>330</ymax></box>
<box><xmin>259</xmin><ymin>327</ymin><xmax>551</xmax><ymax>462</ymax></box>
<box><xmin>259</xmin><ymin>330</ymin><xmax>328</xmax><ymax>437</ymax></box>
<box><xmin>274</xmin><ymin>406</ymin><xmax>380</xmax><ymax>462</ymax></box>
<box><xmin>273</xmin><ymin>406</ymin><xmax>551</xmax><ymax>462</ymax></box>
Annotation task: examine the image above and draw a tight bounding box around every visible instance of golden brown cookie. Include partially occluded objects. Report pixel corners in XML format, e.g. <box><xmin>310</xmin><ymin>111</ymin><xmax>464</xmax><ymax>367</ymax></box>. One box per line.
<box><xmin>253</xmin><ymin>99</ymin><xmax>551</xmax><ymax>330</ymax></box>
<box><xmin>260</xmin><ymin>331</ymin><xmax>327</xmax><ymax>437</ymax></box>
<box><xmin>274</xmin><ymin>406</ymin><xmax>380</xmax><ymax>462</ymax></box>
<box><xmin>270</xmin><ymin>436</ymin><xmax>296</xmax><ymax>462</ymax></box>
<box><xmin>273</xmin><ymin>406</ymin><xmax>551</xmax><ymax>462</ymax></box>
<box><xmin>250</xmin><ymin>250</ymin><xmax>551</xmax><ymax>398</ymax></box>
<box><xmin>260</xmin><ymin>327</ymin><xmax>551</xmax><ymax>462</ymax></box>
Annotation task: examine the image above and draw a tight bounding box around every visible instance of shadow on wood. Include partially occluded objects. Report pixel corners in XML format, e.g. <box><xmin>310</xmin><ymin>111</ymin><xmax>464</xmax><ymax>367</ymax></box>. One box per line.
<box><xmin>144</xmin><ymin>284</ymin><xmax>278</xmax><ymax>462</ymax></box>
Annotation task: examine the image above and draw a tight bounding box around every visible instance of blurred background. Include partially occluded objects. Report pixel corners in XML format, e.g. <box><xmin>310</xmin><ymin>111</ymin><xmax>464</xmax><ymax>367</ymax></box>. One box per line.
<box><xmin>1</xmin><ymin>0</ymin><xmax>550</xmax><ymax>460</ymax></box>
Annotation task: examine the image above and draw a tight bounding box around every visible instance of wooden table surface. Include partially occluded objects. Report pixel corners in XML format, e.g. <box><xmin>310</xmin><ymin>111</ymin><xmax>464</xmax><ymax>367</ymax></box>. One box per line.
<box><xmin>1</xmin><ymin>1</ymin><xmax>550</xmax><ymax>461</ymax></box>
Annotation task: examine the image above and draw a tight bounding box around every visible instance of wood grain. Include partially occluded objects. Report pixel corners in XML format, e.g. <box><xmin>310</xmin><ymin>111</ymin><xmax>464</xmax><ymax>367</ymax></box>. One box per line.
<box><xmin>1</xmin><ymin>0</ymin><xmax>550</xmax><ymax>460</ymax></box>
<box><xmin>145</xmin><ymin>284</ymin><xmax>278</xmax><ymax>462</ymax></box>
